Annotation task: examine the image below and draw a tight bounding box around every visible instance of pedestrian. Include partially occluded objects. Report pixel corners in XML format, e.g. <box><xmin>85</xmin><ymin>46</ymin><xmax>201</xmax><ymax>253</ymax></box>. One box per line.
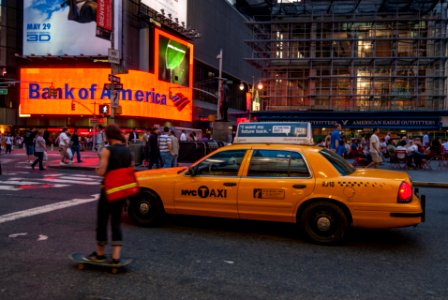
<box><xmin>330</xmin><ymin>123</ymin><xmax>342</xmax><ymax>152</ymax></box>
<box><xmin>180</xmin><ymin>130</ymin><xmax>187</xmax><ymax>142</ymax></box>
<box><xmin>336</xmin><ymin>136</ymin><xmax>348</xmax><ymax>158</ymax></box>
<box><xmin>366</xmin><ymin>128</ymin><xmax>383</xmax><ymax>168</ymax></box>
<box><xmin>142</xmin><ymin>127</ymin><xmax>150</xmax><ymax>164</ymax></box>
<box><xmin>86</xmin><ymin>124</ymin><xmax>133</xmax><ymax>264</ymax></box>
<box><xmin>142</xmin><ymin>128</ymin><xmax>150</xmax><ymax>147</ymax></box>
<box><xmin>384</xmin><ymin>131</ymin><xmax>391</xmax><ymax>145</ymax></box>
<box><xmin>147</xmin><ymin>127</ymin><xmax>161</xmax><ymax>169</ymax></box>
<box><xmin>71</xmin><ymin>128</ymin><xmax>83</xmax><ymax>163</ymax></box>
<box><xmin>169</xmin><ymin>130</ymin><xmax>179</xmax><ymax>167</ymax></box>
<box><xmin>128</xmin><ymin>127</ymin><xmax>139</xmax><ymax>145</ymax></box>
<box><xmin>422</xmin><ymin>132</ymin><xmax>430</xmax><ymax>147</ymax></box>
<box><xmin>159</xmin><ymin>126</ymin><xmax>173</xmax><ymax>168</ymax></box>
<box><xmin>5</xmin><ymin>133</ymin><xmax>13</xmax><ymax>154</ymax></box>
<box><xmin>31</xmin><ymin>129</ymin><xmax>47</xmax><ymax>171</ymax></box>
<box><xmin>96</xmin><ymin>125</ymin><xmax>106</xmax><ymax>156</ymax></box>
<box><xmin>23</xmin><ymin>128</ymin><xmax>36</xmax><ymax>163</ymax></box>
<box><xmin>57</xmin><ymin>128</ymin><xmax>72</xmax><ymax>165</ymax></box>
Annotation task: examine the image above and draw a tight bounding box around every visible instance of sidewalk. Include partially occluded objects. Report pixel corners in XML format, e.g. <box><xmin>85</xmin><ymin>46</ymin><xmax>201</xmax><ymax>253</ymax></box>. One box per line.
<box><xmin>46</xmin><ymin>150</ymin><xmax>448</xmax><ymax>187</ymax></box>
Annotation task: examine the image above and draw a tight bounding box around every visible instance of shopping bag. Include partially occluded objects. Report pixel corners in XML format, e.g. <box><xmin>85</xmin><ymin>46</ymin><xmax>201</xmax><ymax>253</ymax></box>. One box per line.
<box><xmin>66</xmin><ymin>148</ymin><xmax>73</xmax><ymax>159</ymax></box>
<box><xmin>104</xmin><ymin>167</ymin><xmax>140</xmax><ymax>202</ymax></box>
<box><xmin>43</xmin><ymin>152</ymin><xmax>48</xmax><ymax>161</ymax></box>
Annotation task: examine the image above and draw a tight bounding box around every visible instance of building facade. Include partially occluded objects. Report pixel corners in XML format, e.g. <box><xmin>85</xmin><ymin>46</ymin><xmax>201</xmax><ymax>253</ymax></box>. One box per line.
<box><xmin>238</xmin><ymin>0</ymin><xmax>448</xmax><ymax>134</ymax></box>
<box><xmin>0</xmin><ymin>0</ymin><xmax>256</xmax><ymax>136</ymax></box>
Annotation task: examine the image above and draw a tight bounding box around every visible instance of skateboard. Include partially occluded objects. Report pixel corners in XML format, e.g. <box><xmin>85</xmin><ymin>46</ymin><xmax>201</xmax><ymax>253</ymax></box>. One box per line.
<box><xmin>69</xmin><ymin>252</ymin><xmax>133</xmax><ymax>274</ymax></box>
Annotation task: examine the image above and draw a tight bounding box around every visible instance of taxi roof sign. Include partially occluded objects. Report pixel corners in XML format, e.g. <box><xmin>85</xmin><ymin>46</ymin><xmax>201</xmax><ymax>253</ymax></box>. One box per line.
<box><xmin>234</xmin><ymin>122</ymin><xmax>313</xmax><ymax>145</ymax></box>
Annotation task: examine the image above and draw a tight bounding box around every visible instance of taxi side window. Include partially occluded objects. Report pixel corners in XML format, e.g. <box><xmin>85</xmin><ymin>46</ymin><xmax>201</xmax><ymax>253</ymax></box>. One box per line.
<box><xmin>248</xmin><ymin>150</ymin><xmax>310</xmax><ymax>177</ymax></box>
<box><xmin>194</xmin><ymin>150</ymin><xmax>247</xmax><ymax>176</ymax></box>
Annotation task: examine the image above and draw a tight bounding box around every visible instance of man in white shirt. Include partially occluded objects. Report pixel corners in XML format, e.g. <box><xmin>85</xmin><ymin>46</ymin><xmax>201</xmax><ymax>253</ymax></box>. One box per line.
<box><xmin>5</xmin><ymin>133</ymin><xmax>13</xmax><ymax>154</ymax></box>
<box><xmin>58</xmin><ymin>128</ymin><xmax>72</xmax><ymax>165</ymax></box>
<box><xmin>366</xmin><ymin>128</ymin><xmax>382</xmax><ymax>168</ymax></box>
<box><xmin>180</xmin><ymin>130</ymin><xmax>187</xmax><ymax>142</ymax></box>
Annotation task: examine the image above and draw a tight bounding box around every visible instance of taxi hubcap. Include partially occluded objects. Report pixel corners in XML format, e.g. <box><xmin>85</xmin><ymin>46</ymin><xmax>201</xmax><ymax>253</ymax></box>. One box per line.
<box><xmin>139</xmin><ymin>202</ymin><xmax>150</xmax><ymax>215</ymax></box>
<box><xmin>316</xmin><ymin>216</ymin><xmax>331</xmax><ymax>231</ymax></box>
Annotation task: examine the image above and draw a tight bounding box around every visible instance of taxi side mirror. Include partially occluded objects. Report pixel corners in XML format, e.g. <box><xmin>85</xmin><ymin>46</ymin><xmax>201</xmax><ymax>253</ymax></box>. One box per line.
<box><xmin>188</xmin><ymin>165</ymin><xmax>198</xmax><ymax>176</ymax></box>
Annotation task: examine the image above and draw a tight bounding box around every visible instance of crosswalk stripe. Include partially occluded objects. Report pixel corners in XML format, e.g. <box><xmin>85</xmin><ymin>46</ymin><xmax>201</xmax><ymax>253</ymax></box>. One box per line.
<box><xmin>30</xmin><ymin>178</ymin><xmax>100</xmax><ymax>185</ymax></box>
<box><xmin>0</xmin><ymin>194</ymin><xmax>99</xmax><ymax>224</ymax></box>
<box><xmin>58</xmin><ymin>176</ymin><xmax>102</xmax><ymax>181</ymax></box>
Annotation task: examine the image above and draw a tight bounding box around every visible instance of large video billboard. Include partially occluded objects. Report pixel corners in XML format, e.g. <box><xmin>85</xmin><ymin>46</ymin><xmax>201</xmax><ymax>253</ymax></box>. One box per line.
<box><xmin>20</xmin><ymin>68</ymin><xmax>192</xmax><ymax>122</ymax></box>
<box><xmin>156</xmin><ymin>29</ymin><xmax>192</xmax><ymax>87</ymax></box>
<box><xmin>23</xmin><ymin>0</ymin><xmax>121</xmax><ymax>56</ymax></box>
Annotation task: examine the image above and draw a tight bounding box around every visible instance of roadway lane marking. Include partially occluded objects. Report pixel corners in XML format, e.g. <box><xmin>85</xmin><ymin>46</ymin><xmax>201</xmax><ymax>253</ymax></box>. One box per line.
<box><xmin>0</xmin><ymin>194</ymin><xmax>99</xmax><ymax>224</ymax></box>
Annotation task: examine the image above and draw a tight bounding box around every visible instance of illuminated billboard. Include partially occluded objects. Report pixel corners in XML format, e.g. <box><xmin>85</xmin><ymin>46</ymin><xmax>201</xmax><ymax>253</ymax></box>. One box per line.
<box><xmin>23</xmin><ymin>0</ymin><xmax>121</xmax><ymax>56</ymax></box>
<box><xmin>157</xmin><ymin>31</ymin><xmax>191</xmax><ymax>87</ymax></box>
<box><xmin>141</xmin><ymin>0</ymin><xmax>187</xmax><ymax>26</ymax></box>
<box><xmin>20</xmin><ymin>68</ymin><xmax>192</xmax><ymax>122</ymax></box>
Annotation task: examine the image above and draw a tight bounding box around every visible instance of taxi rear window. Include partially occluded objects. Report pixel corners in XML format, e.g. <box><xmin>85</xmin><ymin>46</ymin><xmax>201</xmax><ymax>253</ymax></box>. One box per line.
<box><xmin>320</xmin><ymin>148</ymin><xmax>355</xmax><ymax>175</ymax></box>
<box><xmin>247</xmin><ymin>149</ymin><xmax>310</xmax><ymax>177</ymax></box>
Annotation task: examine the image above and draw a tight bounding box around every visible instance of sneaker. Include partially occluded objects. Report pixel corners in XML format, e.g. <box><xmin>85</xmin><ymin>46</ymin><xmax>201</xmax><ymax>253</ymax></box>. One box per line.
<box><xmin>68</xmin><ymin>160</ymin><xmax>73</xmax><ymax>164</ymax></box>
<box><xmin>112</xmin><ymin>258</ymin><xmax>121</xmax><ymax>265</ymax></box>
<box><xmin>60</xmin><ymin>162</ymin><xmax>67</xmax><ymax>166</ymax></box>
<box><xmin>84</xmin><ymin>251</ymin><xmax>106</xmax><ymax>262</ymax></box>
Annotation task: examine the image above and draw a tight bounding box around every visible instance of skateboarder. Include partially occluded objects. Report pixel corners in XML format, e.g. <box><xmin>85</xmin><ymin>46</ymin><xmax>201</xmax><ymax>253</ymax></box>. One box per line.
<box><xmin>85</xmin><ymin>124</ymin><xmax>133</xmax><ymax>264</ymax></box>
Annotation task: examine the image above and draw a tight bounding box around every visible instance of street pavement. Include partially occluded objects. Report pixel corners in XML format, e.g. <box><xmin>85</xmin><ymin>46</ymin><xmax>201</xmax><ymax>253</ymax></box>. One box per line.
<box><xmin>42</xmin><ymin>149</ymin><xmax>448</xmax><ymax>188</ymax></box>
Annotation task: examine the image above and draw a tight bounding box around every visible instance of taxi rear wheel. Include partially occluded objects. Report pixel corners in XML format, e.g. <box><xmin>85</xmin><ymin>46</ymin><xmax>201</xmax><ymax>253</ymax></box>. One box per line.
<box><xmin>300</xmin><ymin>201</ymin><xmax>348</xmax><ymax>245</ymax></box>
<box><xmin>128</xmin><ymin>190</ymin><xmax>164</xmax><ymax>227</ymax></box>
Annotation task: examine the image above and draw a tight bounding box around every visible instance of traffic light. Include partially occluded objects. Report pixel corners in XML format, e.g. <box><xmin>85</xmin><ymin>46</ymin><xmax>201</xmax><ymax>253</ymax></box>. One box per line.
<box><xmin>99</xmin><ymin>104</ymin><xmax>110</xmax><ymax>116</ymax></box>
<box><xmin>71</xmin><ymin>103</ymin><xmax>76</xmax><ymax>111</ymax></box>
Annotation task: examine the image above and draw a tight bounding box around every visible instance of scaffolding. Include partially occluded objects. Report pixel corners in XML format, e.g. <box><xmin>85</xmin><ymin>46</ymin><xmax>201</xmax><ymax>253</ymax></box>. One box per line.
<box><xmin>244</xmin><ymin>0</ymin><xmax>448</xmax><ymax>112</ymax></box>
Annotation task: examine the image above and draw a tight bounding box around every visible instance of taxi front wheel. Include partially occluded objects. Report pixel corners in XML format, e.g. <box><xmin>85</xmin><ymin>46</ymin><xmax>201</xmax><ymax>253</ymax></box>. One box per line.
<box><xmin>300</xmin><ymin>201</ymin><xmax>349</xmax><ymax>245</ymax></box>
<box><xmin>128</xmin><ymin>190</ymin><xmax>164</xmax><ymax>227</ymax></box>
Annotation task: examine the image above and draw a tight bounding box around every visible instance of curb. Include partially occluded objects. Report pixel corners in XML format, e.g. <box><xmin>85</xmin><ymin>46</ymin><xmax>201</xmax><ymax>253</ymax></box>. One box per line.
<box><xmin>413</xmin><ymin>181</ymin><xmax>448</xmax><ymax>189</ymax></box>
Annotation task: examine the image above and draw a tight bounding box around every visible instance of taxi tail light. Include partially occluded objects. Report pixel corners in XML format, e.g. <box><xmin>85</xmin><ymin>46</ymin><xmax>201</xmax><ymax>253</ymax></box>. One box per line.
<box><xmin>397</xmin><ymin>181</ymin><xmax>413</xmax><ymax>203</ymax></box>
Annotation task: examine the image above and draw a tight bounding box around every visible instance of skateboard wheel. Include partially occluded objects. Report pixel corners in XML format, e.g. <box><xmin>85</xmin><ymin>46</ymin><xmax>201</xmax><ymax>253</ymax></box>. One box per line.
<box><xmin>111</xmin><ymin>268</ymin><xmax>118</xmax><ymax>274</ymax></box>
<box><xmin>78</xmin><ymin>263</ymin><xmax>85</xmax><ymax>270</ymax></box>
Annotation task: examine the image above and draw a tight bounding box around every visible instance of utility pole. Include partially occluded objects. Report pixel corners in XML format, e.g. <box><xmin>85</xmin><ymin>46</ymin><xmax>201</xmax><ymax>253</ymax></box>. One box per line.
<box><xmin>109</xmin><ymin>0</ymin><xmax>118</xmax><ymax>124</ymax></box>
<box><xmin>217</xmin><ymin>49</ymin><xmax>223</xmax><ymax>120</ymax></box>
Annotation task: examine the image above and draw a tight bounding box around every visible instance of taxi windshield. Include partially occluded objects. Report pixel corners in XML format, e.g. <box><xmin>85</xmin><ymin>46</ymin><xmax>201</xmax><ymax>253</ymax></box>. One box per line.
<box><xmin>320</xmin><ymin>148</ymin><xmax>356</xmax><ymax>176</ymax></box>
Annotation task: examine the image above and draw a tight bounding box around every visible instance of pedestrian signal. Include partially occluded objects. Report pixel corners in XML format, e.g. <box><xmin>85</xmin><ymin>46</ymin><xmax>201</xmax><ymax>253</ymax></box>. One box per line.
<box><xmin>99</xmin><ymin>104</ymin><xmax>110</xmax><ymax>116</ymax></box>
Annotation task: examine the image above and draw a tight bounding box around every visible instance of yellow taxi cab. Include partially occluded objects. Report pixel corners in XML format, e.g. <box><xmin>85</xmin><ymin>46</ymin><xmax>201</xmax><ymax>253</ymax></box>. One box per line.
<box><xmin>129</xmin><ymin>122</ymin><xmax>425</xmax><ymax>244</ymax></box>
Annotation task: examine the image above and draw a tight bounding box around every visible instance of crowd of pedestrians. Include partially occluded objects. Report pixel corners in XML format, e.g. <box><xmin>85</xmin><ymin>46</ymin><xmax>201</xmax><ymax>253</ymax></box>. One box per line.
<box><xmin>320</xmin><ymin>124</ymin><xmax>448</xmax><ymax>169</ymax></box>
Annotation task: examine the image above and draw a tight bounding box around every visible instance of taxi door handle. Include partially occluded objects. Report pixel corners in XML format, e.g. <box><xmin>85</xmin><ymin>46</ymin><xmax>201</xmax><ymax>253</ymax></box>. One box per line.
<box><xmin>293</xmin><ymin>184</ymin><xmax>307</xmax><ymax>189</ymax></box>
<box><xmin>224</xmin><ymin>182</ymin><xmax>237</xmax><ymax>187</ymax></box>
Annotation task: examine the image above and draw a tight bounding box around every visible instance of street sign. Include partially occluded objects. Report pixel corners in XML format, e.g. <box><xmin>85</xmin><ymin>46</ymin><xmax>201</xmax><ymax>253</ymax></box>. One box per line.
<box><xmin>111</xmin><ymin>63</ymin><xmax>128</xmax><ymax>75</ymax></box>
<box><xmin>108</xmin><ymin>74</ymin><xmax>120</xmax><ymax>83</ymax></box>
<box><xmin>0</xmin><ymin>89</ymin><xmax>8</xmax><ymax>95</ymax></box>
<box><xmin>108</xmin><ymin>48</ymin><xmax>120</xmax><ymax>65</ymax></box>
<box><xmin>103</xmin><ymin>83</ymin><xmax>123</xmax><ymax>90</ymax></box>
